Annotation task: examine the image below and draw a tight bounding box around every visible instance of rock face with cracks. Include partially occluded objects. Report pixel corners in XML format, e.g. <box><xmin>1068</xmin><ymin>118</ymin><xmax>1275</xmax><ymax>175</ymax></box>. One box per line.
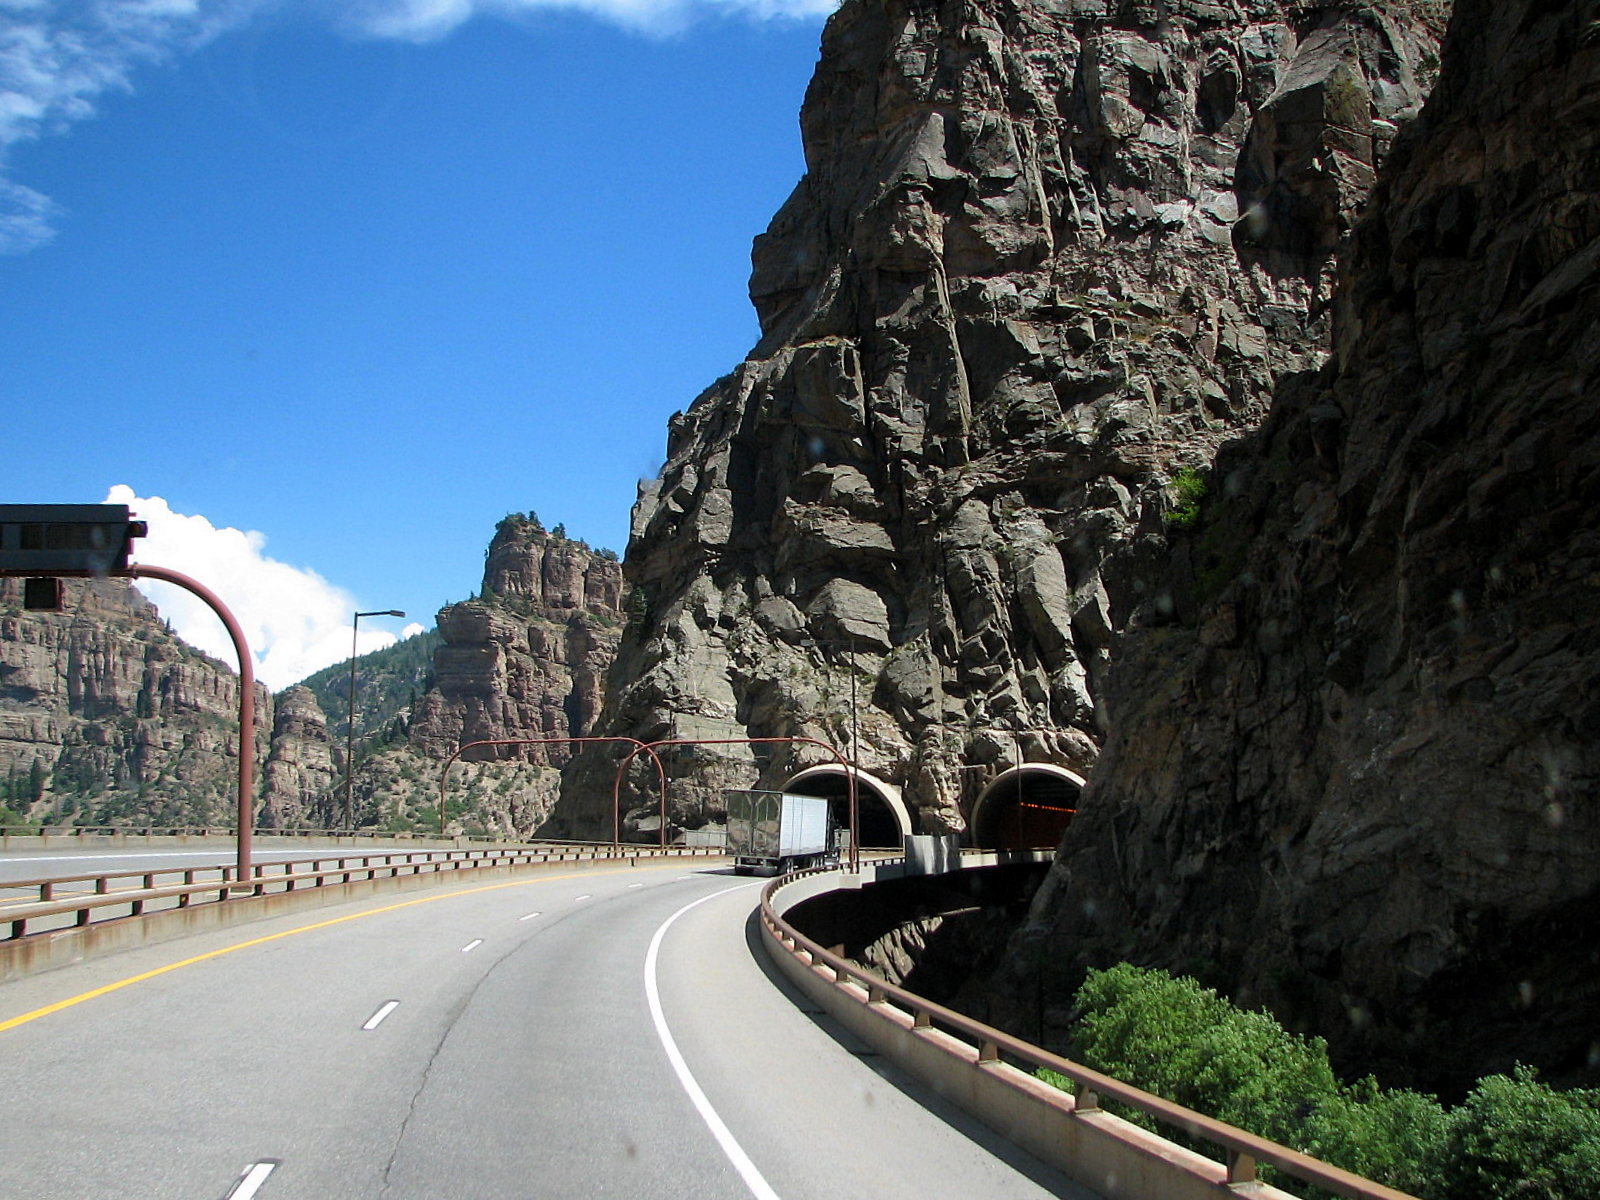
<box><xmin>972</xmin><ymin>0</ymin><xmax>1600</xmax><ymax>1097</ymax></box>
<box><xmin>558</xmin><ymin>0</ymin><xmax>1443</xmax><ymax>840</ymax></box>
<box><xmin>0</xmin><ymin>577</ymin><xmax>275</xmax><ymax>827</ymax></box>
<box><xmin>404</xmin><ymin>515</ymin><xmax>626</xmax><ymax>835</ymax></box>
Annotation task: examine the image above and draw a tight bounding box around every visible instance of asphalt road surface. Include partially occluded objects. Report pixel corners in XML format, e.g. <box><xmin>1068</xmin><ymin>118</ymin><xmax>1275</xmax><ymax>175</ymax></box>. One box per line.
<box><xmin>0</xmin><ymin>862</ymin><xmax>1100</xmax><ymax>1200</ymax></box>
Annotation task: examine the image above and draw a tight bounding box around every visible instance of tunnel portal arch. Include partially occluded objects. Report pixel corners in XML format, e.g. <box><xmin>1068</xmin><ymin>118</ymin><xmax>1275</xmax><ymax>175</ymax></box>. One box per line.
<box><xmin>781</xmin><ymin>765</ymin><xmax>910</xmax><ymax>850</ymax></box>
<box><xmin>969</xmin><ymin>764</ymin><xmax>1084</xmax><ymax>850</ymax></box>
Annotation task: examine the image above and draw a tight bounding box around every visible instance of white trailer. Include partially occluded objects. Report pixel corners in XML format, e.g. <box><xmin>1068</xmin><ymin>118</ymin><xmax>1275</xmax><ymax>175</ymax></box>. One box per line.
<box><xmin>725</xmin><ymin>789</ymin><xmax>838</xmax><ymax>875</ymax></box>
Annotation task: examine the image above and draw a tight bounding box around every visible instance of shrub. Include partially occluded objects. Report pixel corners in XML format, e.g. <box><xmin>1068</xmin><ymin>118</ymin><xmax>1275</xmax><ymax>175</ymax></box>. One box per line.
<box><xmin>1072</xmin><ymin>964</ymin><xmax>1337</xmax><ymax>1147</ymax></box>
<box><xmin>1167</xmin><ymin>468</ymin><xmax>1207</xmax><ymax>530</ymax></box>
<box><xmin>1431</xmin><ymin>1066</ymin><xmax>1600</xmax><ymax>1200</ymax></box>
<box><xmin>1304</xmin><ymin>1077</ymin><xmax>1449</xmax><ymax>1196</ymax></box>
<box><xmin>1049</xmin><ymin>965</ymin><xmax>1600</xmax><ymax>1200</ymax></box>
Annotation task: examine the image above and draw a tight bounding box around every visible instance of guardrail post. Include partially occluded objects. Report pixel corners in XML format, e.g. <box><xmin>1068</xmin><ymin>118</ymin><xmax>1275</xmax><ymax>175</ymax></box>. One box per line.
<box><xmin>1227</xmin><ymin>1151</ymin><xmax>1257</xmax><ymax>1185</ymax></box>
<box><xmin>1074</xmin><ymin>1082</ymin><xmax>1099</xmax><ymax>1112</ymax></box>
<box><xmin>979</xmin><ymin>1040</ymin><xmax>1000</xmax><ymax>1064</ymax></box>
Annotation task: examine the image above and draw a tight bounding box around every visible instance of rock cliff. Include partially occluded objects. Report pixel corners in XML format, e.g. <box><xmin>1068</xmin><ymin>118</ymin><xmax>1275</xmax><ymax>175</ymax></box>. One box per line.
<box><xmin>259</xmin><ymin>685</ymin><xmax>337</xmax><ymax>829</ymax></box>
<box><xmin>977</xmin><ymin>0</ymin><xmax>1600</xmax><ymax>1096</ymax></box>
<box><xmin>388</xmin><ymin>515</ymin><xmax>626</xmax><ymax>835</ymax></box>
<box><xmin>0</xmin><ymin>576</ymin><xmax>273</xmax><ymax>825</ymax></box>
<box><xmin>560</xmin><ymin>0</ymin><xmax>1444</xmax><ymax>838</ymax></box>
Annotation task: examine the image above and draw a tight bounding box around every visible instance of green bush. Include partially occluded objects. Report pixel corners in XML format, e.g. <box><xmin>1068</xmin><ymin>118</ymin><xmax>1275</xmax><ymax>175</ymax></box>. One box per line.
<box><xmin>1431</xmin><ymin>1066</ymin><xmax>1600</xmax><ymax>1200</ymax></box>
<box><xmin>1166</xmin><ymin>467</ymin><xmax>1207</xmax><ymax>530</ymax></box>
<box><xmin>1048</xmin><ymin>965</ymin><xmax>1600</xmax><ymax>1200</ymax></box>
<box><xmin>1072</xmin><ymin>963</ymin><xmax>1337</xmax><ymax>1146</ymax></box>
<box><xmin>1304</xmin><ymin>1077</ymin><xmax>1449</xmax><ymax>1196</ymax></box>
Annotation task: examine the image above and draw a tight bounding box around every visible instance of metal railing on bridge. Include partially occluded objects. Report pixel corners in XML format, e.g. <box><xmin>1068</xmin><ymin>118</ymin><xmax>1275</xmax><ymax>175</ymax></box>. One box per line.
<box><xmin>2</xmin><ymin>842</ymin><xmax>720</xmax><ymax>941</ymax></box>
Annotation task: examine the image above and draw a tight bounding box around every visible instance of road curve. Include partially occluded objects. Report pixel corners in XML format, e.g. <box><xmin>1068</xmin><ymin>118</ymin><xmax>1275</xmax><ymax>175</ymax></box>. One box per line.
<box><xmin>0</xmin><ymin>863</ymin><xmax>1098</xmax><ymax>1199</ymax></box>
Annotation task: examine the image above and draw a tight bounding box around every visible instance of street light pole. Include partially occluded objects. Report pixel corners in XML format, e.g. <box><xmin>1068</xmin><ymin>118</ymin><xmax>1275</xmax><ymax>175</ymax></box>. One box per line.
<box><xmin>346</xmin><ymin>608</ymin><xmax>405</xmax><ymax>834</ymax></box>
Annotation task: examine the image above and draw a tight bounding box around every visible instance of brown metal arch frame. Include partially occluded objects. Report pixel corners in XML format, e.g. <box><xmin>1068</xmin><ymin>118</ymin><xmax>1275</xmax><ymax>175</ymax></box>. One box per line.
<box><xmin>438</xmin><ymin>738</ymin><xmax>668</xmax><ymax>847</ymax></box>
<box><xmin>0</xmin><ymin>565</ymin><xmax>261</xmax><ymax>885</ymax></box>
<box><xmin>613</xmin><ymin>738</ymin><xmax>860</xmax><ymax>872</ymax></box>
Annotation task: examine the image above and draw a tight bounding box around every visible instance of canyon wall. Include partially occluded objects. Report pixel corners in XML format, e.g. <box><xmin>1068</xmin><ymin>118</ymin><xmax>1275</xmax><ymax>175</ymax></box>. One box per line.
<box><xmin>560</xmin><ymin>0</ymin><xmax>1443</xmax><ymax>838</ymax></box>
<box><xmin>0</xmin><ymin>576</ymin><xmax>274</xmax><ymax>825</ymax></box>
<box><xmin>975</xmin><ymin>0</ymin><xmax>1600</xmax><ymax>1096</ymax></box>
<box><xmin>396</xmin><ymin>515</ymin><xmax>626</xmax><ymax>835</ymax></box>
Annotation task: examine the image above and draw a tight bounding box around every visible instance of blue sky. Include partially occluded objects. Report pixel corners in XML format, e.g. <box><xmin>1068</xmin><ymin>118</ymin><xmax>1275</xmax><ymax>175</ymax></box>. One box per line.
<box><xmin>0</xmin><ymin>0</ymin><xmax>828</xmax><ymax>688</ymax></box>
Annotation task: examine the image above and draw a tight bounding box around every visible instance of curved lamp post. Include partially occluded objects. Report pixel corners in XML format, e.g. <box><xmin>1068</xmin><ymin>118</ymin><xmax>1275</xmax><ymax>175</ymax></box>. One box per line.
<box><xmin>0</xmin><ymin>506</ymin><xmax>261</xmax><ymax>885</ymax></box>
<box><xmin>346</xmin><ymin>609</ymin><xmax>405</xmax><ymax>833</ymax></box>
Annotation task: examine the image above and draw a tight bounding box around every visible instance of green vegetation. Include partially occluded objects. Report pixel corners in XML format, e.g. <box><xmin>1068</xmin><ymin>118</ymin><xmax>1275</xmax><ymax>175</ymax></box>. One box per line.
<box><xmin>1044</xmin><ymin>964</ymin><xmax>1600</xmax><ymax>1199</ymax></box>
<box><xmin>1166</xmin><ymin>467</ymin><xmax>1207</xmax><ymax>530</ymax></box>
<box><xmin>296</xmin><ymin>627</ymin><xmax>442</xmax><ymax>744</ymax></box>
<box><xmin>0</xmin><ymin>759</ymin><xmax>46</xmax><ymax>815</ymax></box>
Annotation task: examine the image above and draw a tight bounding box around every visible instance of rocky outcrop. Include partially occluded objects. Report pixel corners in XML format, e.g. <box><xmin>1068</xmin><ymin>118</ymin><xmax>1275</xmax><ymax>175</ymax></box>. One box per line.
<box><xmin>0</xmin><ymin>577</ymin><xmax>272</xmax><ymax>825</ymax></box>
<box><xmin>978</xmin><ymin>0</ymin><xmax>1600</xmax><ymax>1096</ymax></box>
<box><xmin>561</xmin><ymin>0</ymin><xmax>1443</xmax><ymax>837</ymax></box>
<box><xmin>259</xmin><ymin>685</ymin><xmax>337</xmax><ymax>829</ymax></box>
<box><xmin>401</xmin><ymin>515</ymin><xmax>626</xmax><ymax>834</ymax></box>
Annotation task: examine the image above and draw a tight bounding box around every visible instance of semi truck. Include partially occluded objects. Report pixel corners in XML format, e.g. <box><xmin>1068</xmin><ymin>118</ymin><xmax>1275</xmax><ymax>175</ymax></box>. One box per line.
<box><xmin>724</xmin><ymin>789</ymin><xmax>839</xmax><ymax>875</ymax></box>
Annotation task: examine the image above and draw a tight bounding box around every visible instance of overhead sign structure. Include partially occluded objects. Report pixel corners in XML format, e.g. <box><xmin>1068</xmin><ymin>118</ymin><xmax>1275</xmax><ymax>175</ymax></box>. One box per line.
<box><xmin>0</xmin><ymin>504</ymin><xmax>146</xmax><ymax>578</ymax></box>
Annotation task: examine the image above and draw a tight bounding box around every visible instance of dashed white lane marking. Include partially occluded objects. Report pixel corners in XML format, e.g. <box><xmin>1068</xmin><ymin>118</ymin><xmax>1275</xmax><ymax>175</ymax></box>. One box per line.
<box><xmin>362</xmin><ymin>1001</ymin><xmax>400</xmax><ymax>1031</ymax></box>
<box><xmin>461</xmin><ymin>939</ymin><xmax>484</xmax><ymax>953</ymax></box>
<box><xmin>573</xmin><ymin>894</ymin><xmax>592</xmax><ymax>902</ymax></box>
<box><xmin>645</xmin><ymin>885</ymin><xmax>777</xmax><ymax>1200</ymax></box>
<box><xmin>518</xmin><ymin>911</ymin><xmax>542</xmax><ymax>921</ymax></box>
<box><xmin>225</xmin><ymin>1160</ymin><xmax>278</xmax><ymax>1199</ymax></box>
<box><xmin>628</xmin><ymin>883</ymin><xmax>644</xmax><ymax>889</ymax></box>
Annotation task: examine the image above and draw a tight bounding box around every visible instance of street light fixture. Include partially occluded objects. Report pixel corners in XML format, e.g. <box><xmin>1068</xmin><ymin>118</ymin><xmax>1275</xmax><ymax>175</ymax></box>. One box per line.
<box><xmin>346</xmin><ymin>608</ymin><xmax>405</xmax><ymax>833</ymax></box>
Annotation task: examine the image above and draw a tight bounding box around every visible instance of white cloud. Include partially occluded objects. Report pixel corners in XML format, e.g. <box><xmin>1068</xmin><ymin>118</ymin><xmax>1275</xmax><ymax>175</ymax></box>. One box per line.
<box><xmin>106</xmin><ymin>485</ymin><xmax>413</xmax><ymax>691</ymax></box>
<box><xmin>0</xmin><ymin>0</ymin><xmax>833</xmax><ymax>249</ymax></box>
<box><xmin>0</xmin><ymin>176</ymin><xmax>60</xmax><ymax>253</ymax></box>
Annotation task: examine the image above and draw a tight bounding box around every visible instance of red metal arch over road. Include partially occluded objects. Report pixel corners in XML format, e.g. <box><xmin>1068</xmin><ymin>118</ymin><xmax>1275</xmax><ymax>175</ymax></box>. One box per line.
<box><xmin>613</xmin><ymin>738</ymin><xmax>860</xmax><ymax>871</ymax></box>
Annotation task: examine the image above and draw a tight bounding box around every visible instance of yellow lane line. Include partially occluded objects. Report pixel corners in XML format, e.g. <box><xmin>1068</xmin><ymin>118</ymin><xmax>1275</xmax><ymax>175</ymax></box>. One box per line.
<box><xmin>0</xmin><ymin>864</ymin><xmax>668</xmax><ymax>1035</ymax></box>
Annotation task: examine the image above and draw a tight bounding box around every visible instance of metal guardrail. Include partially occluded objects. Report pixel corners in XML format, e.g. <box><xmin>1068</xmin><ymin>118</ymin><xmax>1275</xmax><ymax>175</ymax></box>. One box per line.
<box><xmin>2</xmin><ymin>844</ymin><xmax>721</xmax><ymax>940</ymax></box>
<box><xmin>0</xmin><ymin>825</ymin><xmax>583</xmax><ymax>844</ymax></box>
<box><xmin>760</xmin><ymin>866</ymin><xmax>1420</xmax><ymax>1200</ymax></box>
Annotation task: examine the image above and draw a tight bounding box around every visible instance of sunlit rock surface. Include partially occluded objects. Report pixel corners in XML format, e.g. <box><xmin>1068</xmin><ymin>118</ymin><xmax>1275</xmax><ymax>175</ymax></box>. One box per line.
<box><xmin>557</xmin><ymin>0</ymin><xmax>1443</xmax><ymax>840</ymax></box>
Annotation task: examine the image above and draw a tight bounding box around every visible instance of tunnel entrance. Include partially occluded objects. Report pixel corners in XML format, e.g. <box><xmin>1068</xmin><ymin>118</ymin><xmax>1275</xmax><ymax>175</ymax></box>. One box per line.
<box><xmin>970</xmin><ymin>765</ymin><xmax>1084</xmax><ymax>850</ymax></box>
<box><xmin>782</xmin><ymin>766</ymin><xmax>909</xmax><ymax>850</ymax></box>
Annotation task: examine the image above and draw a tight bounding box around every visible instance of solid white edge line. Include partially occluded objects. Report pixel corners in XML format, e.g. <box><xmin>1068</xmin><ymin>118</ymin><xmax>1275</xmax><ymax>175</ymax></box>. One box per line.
<box><xmin>226</xmin><ymin>1160</ymin><xmax>278</xmax><ymax>1200</ymax></box>
<box><xmin>362</xmin><ymin>1001</ymin><xmax>400</xmax><ymax>1031</ymax></box>
<box><xmin>461</xmin><ymin>939</ymin><xmax>483</xmax><ymax>953</ymax></box>
<box><xmin>645</xmin><ymin>885</ymin><xmax>778</xmax><ymax>1200</ymax></box>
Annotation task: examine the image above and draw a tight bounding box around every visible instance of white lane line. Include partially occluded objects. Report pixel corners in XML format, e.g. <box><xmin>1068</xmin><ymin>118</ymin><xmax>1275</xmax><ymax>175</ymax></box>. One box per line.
<box><xmin>225</xmin><ymin>1160</ymin><xmax>278</xmax><ymax>1199</ymax></box>
<box><xmin>573</xmin><ymin>894</ymin><xmax>592</xmax><ymax>902</ymax></box>
<box><xmin>362</xmin><ymin>1001</ymin><xmax>400</xmax><ymax>1031</ymax></box>
<box><xmin>518</xmin><ymin>911</ymin><xmax>542</xmax><ymax>921</ymax></box>
<box><xmin>645</xmin><ymin>885</ymin><xmax>776</xmax><ymax>1200</ymax></box>
<box><xmin>628</xmin><ymin>883</ymin><xmax>644</xmax><ymax>889</ymax></box>
<box><xmin>461</xmin><ymin>939</ymin><xmax>484</xmax><ymax>953</ymax></box>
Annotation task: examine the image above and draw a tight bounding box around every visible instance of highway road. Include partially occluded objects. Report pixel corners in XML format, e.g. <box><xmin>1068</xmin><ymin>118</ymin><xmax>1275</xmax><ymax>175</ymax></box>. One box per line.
<box><xmin>0</xmin><ymin>862</ymin><xmax>1099</xmax><ymax>1199</ymax></box>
